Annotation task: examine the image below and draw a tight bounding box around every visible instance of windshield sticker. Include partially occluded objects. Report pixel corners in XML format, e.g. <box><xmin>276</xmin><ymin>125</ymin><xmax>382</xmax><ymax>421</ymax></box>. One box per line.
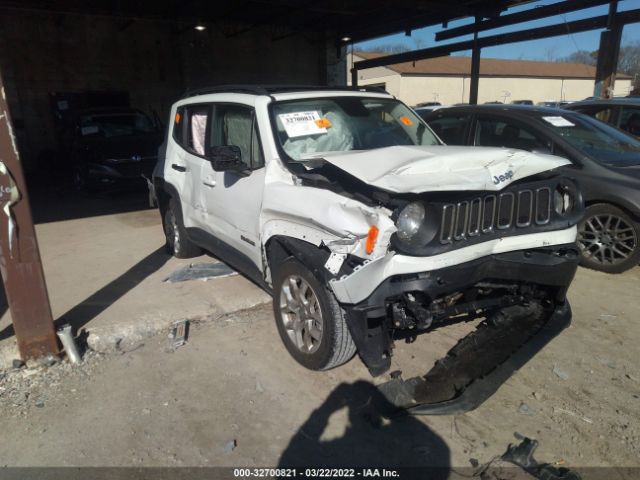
<box><xmin>315</xmin><ymin>117</ymin><xmax>332</xmax><ymax>129</ymax></box>
<box><xmin>279</xmin><ymin>111</ymin><xmax>328</xmax><ymax>138</ymax></box>
<box><xmin>542</xmin><ymin>116</ymin><xmax>575</xmax><ymax>127</ymax></box>
<box><xmin>399</xmin><ymin>115</ymin><xmax>414</xmax><ymax>126</ymax></box>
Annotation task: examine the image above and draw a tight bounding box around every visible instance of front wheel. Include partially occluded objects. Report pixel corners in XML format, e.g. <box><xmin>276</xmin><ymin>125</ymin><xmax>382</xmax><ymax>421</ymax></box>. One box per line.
<box><xmin>272</xmin><ymin>258</ymin><xmax>356</xmax><ymax>370</ymax></box>
<box><xmin>577</xmin><ymin>203</ymin><xmax>640</xmax><ymax>273</ymax></box>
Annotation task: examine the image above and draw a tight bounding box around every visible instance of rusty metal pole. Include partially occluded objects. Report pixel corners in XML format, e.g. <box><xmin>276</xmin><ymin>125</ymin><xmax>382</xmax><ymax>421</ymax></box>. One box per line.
<box><xmin>594</xmin><ymin>1</ymin><xmax>622</xmax><ymax>98</ymax></box>
<box><xmin>0</xmin><ymin>71</ymin><xmax>58</xmax><ymax>360</ymax></box>
<box><xmin>469</xmin><ymin>17</ymin><xmax>481</xmax><ymax>105</ymax></box>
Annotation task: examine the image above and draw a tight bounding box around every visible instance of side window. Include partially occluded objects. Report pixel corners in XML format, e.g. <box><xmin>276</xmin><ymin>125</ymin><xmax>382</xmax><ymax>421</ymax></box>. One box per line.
<box><xmin>475</xmin><ymin>117</ymin><xmax>551</xmax><ymax>153</ymax></box>
<box><xmin>575</xmin><ymin>106</ymin><xmax>615</xmax><ymax>125</ymax></box>
<box><xmin>211</xmin><ymin>104</ymin><xmax>264</xmax><ymax>170</ymax></box>
<box><xmin>186</xmin><ymin>105</ymin><xmax>210</xmax><ymax>156</ymax></box>
<box><xmin>594</xmin><ymin>107</ymin><xmax>615</xmax><ymax>125</ymax></box>
<box><xmin>620</xmin><ymin>107</ymin><xmax>640</xmax><ymax>136</ymax></box>
<box><xmin>425</xmin><ymin>115</ymin><xmax>468</xmax><ymax>145</ymax></box>
<box><xmin>251</xmin><ymin>120</ymin><xmax>265</xmax><ymax>169</ymax></box>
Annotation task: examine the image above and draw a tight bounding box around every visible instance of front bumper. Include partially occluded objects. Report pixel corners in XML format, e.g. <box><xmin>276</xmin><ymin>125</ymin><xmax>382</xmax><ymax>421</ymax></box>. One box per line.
<box><xmin>340</xmin><ymin>241</ymin><xmax>579</xmax><ymax>379</ymax></box>
<box><xmin>379</xmin><ymin>300</ymin><xmax>572</xmax><ymax>415</ymax></box>
<box><xmin>329</xmin><ymin>226</ymin><xmax>577</xmax><ymax>305</ymax></box>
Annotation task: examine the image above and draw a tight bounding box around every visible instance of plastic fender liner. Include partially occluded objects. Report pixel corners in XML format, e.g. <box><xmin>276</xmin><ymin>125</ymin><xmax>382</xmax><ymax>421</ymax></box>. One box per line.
<box><xmin>377</xmin><ymin>301</ymin><xmax>571</xmax><ymax>415</ymax></box>
<box><xmin>343</xmin><ymin>308</ymin><xmax>392</xmax><ymax>377</ymax></box>
<box><xmin>266</xmin><ymin>235</ymin><xmax>333</xmax><ymax>284</ymax></box>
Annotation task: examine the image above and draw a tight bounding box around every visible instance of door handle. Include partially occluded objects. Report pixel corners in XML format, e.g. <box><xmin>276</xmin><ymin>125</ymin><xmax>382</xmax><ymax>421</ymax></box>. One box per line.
<box><xmin>202</xmin><ymin>179</ymin><xmax>216</xmax><ymax>188</ymax></box>
<box><xmin>171</xmin><ymin>164</ymin><xmax>187</xmax><ymax>172</ymax></box>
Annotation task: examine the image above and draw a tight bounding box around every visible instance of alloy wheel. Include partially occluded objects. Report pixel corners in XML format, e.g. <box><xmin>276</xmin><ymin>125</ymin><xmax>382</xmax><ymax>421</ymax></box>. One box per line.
<box><xmin>279</xmin><ymin>275</ymin><xmax>323</xmax><ymax>354</ymax></box>
<box><xmin>578</xmin><ymin>213</ymin><xmax>638</xmax><ymax>265</ymax></box>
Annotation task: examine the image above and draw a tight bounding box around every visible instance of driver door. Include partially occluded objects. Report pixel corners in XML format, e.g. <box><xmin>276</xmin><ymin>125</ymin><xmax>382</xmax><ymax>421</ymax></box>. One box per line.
<box><xmin>200</xmin><ymin>103</ymin><xmax>266</xmax><ymax>269</ymax></box>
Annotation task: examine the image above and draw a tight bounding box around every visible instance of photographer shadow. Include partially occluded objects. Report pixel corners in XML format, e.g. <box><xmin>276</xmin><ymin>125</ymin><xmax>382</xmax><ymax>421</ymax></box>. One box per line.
<box><xmin>279</xmin><ymin>380</ymin><xmax>450</xmax><ymax>478</ymax></box>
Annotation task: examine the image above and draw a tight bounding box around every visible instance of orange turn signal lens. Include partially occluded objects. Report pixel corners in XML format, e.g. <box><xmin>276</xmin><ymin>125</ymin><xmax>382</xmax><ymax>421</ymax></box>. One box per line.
<box><xmin>175</xmin><ymin>112</ymin><xmax>181</xmax><ymax>124</ymax></box>
<box><xmin>365</xmin><ymin>225</ymin><xmax>379</xmax><ymax>254</ymax></box>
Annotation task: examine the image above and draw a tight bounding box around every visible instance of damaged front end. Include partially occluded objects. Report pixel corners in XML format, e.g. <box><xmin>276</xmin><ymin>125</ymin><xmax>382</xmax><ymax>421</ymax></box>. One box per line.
<box><xmin>264</xmin><ymin>122</ymin><xmax>583</xmax><ymax>414</ymax></box>
<box><xmin>348</xmin><ymin>245</ymin><xmax>578</xmax><ymax>414</ymax></box>
<box><xmin>319</xmin><ymin>173</ymin><xmax>583</xmax><ymax>414</ymax></box>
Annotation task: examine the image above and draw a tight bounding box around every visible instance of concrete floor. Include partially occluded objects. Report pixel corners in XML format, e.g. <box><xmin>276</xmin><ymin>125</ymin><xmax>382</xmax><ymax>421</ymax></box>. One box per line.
<box><xmin>0</xmin><ymin>195</ymin><xmax>639</xmax><ymax>472</ymax></box>
<box><xmin>0</xmin><ymin>195</ymin><xmax>270</xmax><ymax>364</ymax></box>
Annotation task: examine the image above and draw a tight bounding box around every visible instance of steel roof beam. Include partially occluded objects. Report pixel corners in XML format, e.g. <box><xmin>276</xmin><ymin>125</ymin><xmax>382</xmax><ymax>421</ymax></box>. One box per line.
<box><xmin>354</xmin><ymin>9</ymin><xmax>640</xmax><ymax>71</ymax></box>
<box><xmin>435</xmin><ymin>0</ymin><xmax>611</xmax><ymax>41</ymax></box>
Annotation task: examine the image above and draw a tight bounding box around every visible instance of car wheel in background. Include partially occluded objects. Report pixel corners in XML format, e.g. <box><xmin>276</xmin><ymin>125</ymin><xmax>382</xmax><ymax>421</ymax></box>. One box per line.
<box><xmin>72</xmin><ymin>167</ymin><xmax>88</xmax><ymax>192</ymax></box>
<box><xmin>577</xmin><ymin>203</ymin><xmax>640</xmax><ymax>273</ymax></box>
<box><xmin>164</xmin><ymin>198</ymin><xmax>202</xmax><ymax>258</ymax></box>
<box><xmin>272</xmin><ymin>258</ymin><xmax>356</xmax><ymax>370</ymax></box>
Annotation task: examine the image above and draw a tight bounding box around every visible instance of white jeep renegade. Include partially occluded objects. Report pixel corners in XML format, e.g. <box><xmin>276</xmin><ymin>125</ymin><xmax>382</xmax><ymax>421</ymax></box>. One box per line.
<box><xmin>154</xmin><ymin>86</ymin><xmax>582</xmax><ymax>413</ymax></box>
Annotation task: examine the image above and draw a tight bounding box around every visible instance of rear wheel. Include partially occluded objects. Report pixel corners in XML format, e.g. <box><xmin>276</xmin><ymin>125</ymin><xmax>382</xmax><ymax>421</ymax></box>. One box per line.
<box><xmin>577</xmin><ymin>203</ymin><xmax>640</xmax><ymax>273</ymax></box>
<box><xmin>272</xmin><ymin>258</ymin><xmax>356</xmax><ymax>370</ymax></box>
<box><xmin>164</xmin><ymin>199</ymin><xmax>202</xmax><ymax>258</ymax></box>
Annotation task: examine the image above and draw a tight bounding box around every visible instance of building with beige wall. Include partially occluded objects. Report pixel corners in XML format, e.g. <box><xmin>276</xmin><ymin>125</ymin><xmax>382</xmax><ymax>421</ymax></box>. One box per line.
<box><xmin>349</xmin><ymin>52</ymin><xmax>633</xmax><ymax>106</ymax></box>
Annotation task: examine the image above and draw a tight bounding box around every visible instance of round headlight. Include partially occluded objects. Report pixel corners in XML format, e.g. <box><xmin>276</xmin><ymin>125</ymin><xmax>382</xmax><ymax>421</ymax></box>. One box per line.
<box><xmin>396</xmin><ymin>202</ymin><xmax>425</xmax><ymax>240</ymax></box>
<box><xmin>554</xmin><ymin>185</ymin><xmax>574</xmax><ymax>215</ymax></box>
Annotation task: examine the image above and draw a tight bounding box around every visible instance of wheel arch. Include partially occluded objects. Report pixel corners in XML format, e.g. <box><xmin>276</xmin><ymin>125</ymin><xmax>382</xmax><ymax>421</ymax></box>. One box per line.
<box><xmin>583</xmin><ymin>199</ymin><xmax>640</xmax><ymax>223</ymax></box>
<box><xmin>154</xmin><ymin>179</ymin><xmax>182</xmax><ymax>228</ymax></box>
<box><xmin>264</xmin><ymin>235</ymin><xmax>333</xmax><ymax>287</ymax></box>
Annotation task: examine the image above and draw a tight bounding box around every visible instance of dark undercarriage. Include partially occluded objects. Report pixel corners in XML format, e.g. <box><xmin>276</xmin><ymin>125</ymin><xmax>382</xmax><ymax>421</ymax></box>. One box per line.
<box><xmin>344</xmin><ymin>243</ymin><xmax>580</xmax><ymax>414</ymax></box>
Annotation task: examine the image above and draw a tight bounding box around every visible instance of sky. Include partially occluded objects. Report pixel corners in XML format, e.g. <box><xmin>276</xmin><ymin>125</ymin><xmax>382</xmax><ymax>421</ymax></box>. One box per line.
<box><xmin>355</xmin><ymin>0</ymin><xmax>640</xmax><ymax>61</ymax></box>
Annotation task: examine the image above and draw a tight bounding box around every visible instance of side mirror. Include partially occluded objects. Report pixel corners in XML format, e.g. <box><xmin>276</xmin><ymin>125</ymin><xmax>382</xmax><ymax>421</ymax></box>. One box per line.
<box><xmin>208</xmin><ymin>145</ymin><xmax>248</xmax><ymax>173</ymax></box>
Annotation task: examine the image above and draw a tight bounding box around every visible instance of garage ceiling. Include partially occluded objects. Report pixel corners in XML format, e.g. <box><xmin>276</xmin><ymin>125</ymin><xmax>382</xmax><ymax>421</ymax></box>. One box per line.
<box><xmin>0</xmin><ymin>0</ymin><xmax>529</xmax><ymax>43</ymax></box>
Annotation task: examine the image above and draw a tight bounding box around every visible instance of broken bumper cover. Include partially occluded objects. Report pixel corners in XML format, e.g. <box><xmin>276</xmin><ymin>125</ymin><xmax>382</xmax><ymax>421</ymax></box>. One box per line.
<box><xmin>337</xmin><ymin>234</ymin><xmax>579</xmax><ymax>407</ymax></box>
<box><xmin>378</xmin><ymin>301</ymin><xmax>571</xmax><ymax>415</ymax></box>
<box><xmin>329</xmin><ymin>226</ymin><xmax>577</xmax><ymax>305</ymax></box>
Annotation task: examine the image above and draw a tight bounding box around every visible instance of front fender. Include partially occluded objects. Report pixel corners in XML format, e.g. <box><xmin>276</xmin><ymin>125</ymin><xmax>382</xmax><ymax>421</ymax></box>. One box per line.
<box><xmin>260</xmin><ymin>182</ymin><xmax>396</xmax><ymax>259</ymax></box>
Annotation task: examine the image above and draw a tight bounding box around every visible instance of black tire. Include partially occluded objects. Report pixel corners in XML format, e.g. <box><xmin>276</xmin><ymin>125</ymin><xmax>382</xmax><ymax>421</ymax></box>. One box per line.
<box><xmin>164</xmin><ymin>198</ymin><xmax>202</xmax><ymax>258</ymax></box>
<box><xmin>577</xmin><ymin>203</ymin><xmax>640</xmax><ymax>274</ymax></box>
<box><xmin>272</xmin><ymin>258</ymin><xmax>356</xmax><ymax>370</ymax></box>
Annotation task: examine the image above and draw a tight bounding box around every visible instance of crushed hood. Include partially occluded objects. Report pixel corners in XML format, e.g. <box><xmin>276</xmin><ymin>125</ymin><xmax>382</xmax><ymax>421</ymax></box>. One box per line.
<box><xmin>312</xmin><ymin>145</ymin><xmax>571</xmax><ymax>193</ymax></box>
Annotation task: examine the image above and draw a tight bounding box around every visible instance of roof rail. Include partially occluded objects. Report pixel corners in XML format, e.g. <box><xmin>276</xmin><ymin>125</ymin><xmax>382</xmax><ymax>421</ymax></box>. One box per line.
<box><xmin>181</xmin><ymin>84</ymin><xmax>388</xmax><ymax>98</ymax></box>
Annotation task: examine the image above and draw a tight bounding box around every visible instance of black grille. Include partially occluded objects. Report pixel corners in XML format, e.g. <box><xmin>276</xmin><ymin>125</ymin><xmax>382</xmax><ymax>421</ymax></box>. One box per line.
<box><xmin>439</xmin><ymin>187</ymin><xmax>552</xmax><ymax>244</ymax></box>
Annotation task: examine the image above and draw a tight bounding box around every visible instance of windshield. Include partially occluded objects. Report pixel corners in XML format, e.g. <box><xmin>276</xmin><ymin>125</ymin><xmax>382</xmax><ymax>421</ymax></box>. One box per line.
<box><xmin>80</xmin><ymin>112</ymin><xmax>156</xmax><ymax>138</ymax></box>
<box><xmin>537</xmin><ymin>113</ymin><xmax>640</xmax><ymax>167</ymax></box>
<box><xmin>271</xmin><ymin>97</ymin><xmax>439</xmax><ymax>161</ymax></box>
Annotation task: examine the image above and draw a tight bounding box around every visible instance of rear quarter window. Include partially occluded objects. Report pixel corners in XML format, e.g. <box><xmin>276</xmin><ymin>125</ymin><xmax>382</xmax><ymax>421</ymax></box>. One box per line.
<box><xmin>172</xmin><ymin>107</ymin><xmax>185</xmax><ymax>145</ymax></box>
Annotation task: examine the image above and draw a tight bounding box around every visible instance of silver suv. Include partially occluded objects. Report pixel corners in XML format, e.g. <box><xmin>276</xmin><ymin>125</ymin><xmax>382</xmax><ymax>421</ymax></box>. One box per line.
<box><xmin>153</xmin><ymin>86</ymin><xmax>583</xmax><ymax>413</ymax></box>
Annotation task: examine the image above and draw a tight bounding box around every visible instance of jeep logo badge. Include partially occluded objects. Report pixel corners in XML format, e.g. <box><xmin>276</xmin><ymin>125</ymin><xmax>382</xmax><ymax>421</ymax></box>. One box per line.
<box><xmin>493</xmin><ymin>169</ymin><xmax>514</xmax><ymax>185</ymax></box>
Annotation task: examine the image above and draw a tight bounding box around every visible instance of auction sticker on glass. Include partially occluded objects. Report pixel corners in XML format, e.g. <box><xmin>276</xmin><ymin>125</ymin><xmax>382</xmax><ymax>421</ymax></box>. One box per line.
<box><xmin>542</xmin><ymin>116</ymin><xmax>575</xmax><ymax>127</ymax></box>
<box><xmin>279</xmin><ymin>111</ymin><xmax>328</xmax><ymax>138</ymax></box>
